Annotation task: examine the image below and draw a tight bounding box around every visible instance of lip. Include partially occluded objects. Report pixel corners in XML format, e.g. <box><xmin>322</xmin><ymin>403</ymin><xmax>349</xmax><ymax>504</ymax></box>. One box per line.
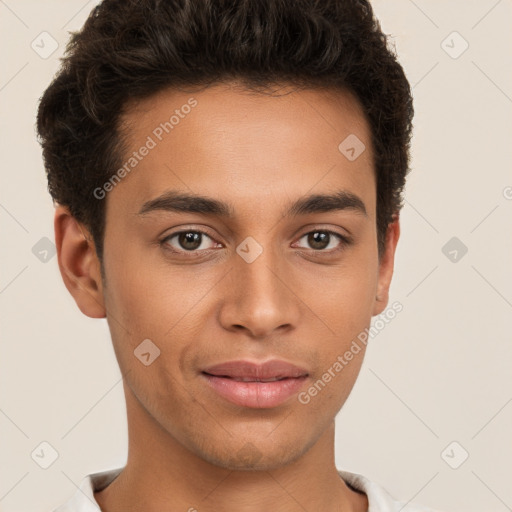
<box><xmin>201</xmin><ymin>359</ymin><xmax>309</xmax><ymax>408</ymax></box>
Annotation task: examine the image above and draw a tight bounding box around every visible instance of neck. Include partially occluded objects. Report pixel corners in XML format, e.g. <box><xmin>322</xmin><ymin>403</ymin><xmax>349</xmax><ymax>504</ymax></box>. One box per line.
<box><xmin>94</xmin><ymin>384</ymin><xmax>367</xmax><ymax>512</ymax></box>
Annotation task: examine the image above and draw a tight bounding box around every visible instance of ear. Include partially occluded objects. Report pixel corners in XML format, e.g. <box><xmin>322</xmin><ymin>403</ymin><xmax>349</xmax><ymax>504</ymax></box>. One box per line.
<box><xmin>372</xmin><ymin>214</ymin><xmax>400</xmax><ymax>316</ymax></box>
<box><xmin>54</xmin><ymin>205</ymin><xmax>106</xmax><ymax>318</ymax></box>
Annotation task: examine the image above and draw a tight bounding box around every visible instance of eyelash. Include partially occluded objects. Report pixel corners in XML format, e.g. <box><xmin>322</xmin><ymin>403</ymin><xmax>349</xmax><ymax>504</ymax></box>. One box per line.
<box><xmin>159</xmin><ymin>228</ymin><xmax>352</xmax><ymax>258</ymax></box>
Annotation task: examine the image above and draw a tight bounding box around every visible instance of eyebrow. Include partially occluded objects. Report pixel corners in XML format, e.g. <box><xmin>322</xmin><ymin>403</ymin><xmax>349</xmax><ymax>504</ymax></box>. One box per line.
<box><xmin>137</xmin><ymin>189</ymin><xmax>367</xmax><ymax>218</ymax></box>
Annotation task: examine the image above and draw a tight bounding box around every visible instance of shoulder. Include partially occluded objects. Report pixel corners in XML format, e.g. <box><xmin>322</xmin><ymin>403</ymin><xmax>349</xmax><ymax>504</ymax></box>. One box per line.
<box><xmin>53</xmin><ymin>467</ymin><xmax>123</xmax><ymax>512</ymax></box>
<box><xmin>338</xmin><ymin>469</ymin><xmax>443</xmax><ymax>512</ymax></box>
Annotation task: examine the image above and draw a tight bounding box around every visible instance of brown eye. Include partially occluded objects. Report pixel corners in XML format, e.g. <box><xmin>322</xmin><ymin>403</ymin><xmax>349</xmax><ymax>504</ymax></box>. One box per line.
<box><xmin>161</xmin><ymin>230</ymin><xmax>217</xmax><ymax>253</ymax></box>
<box><xmin>295</xmin><ymin>230</ymin><xmax>347</xmax><ymax>252</ymax></box>
<box><xmin>178</xmin><ymin>232</ymin><xmax>202</xmax><ymax>251</ymax></box>
<box><xmin>307</xmin><ymin>232</ymin><xmax>330</xmax><ymax>250</ymax></box>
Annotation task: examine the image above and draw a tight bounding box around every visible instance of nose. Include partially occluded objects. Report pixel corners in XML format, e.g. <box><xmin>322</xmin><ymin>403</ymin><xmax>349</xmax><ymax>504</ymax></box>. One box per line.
<box><xmin>217</xmin><ymin>246</ymin><xmax>301</xmax><ymax>339</ymax></box>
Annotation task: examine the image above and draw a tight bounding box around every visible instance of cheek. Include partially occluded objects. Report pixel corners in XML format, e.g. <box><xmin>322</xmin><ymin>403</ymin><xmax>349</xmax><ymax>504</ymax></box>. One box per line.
<box><xmin>102</xmin><ymin>233</ymin><xmax>169</xmax><ymax>324</ymax></box>
<box><xmin>101</xmin><ymin>254</ymin><xmax>170</xmax><ymax>378</ymax></box>
<box><xmin>301</xmin><ymin>255</ymin><xmax>376</xmax><ymax>397</ymax></box>
<box><xmin>304</xmin><ymin>262</ymin><xmax>377</xmax><ymax>340</ymax></box>
<box><xmin>295</xmin><ymin>347</ymin><xmax>366</xmax><ymax>437</ymax></box>
<box><xmin>101</xmin><ymin>248</ymin><xmax>209</xmax><ymax>378</ymax></box>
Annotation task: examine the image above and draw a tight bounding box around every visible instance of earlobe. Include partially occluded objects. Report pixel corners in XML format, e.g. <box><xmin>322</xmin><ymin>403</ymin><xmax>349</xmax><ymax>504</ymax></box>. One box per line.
<box><xmin>372</xmin><ymin>214</ymin><xmax>400</xmax><ymax>316</ymax></box>
<box><xmin>54</xmin><ymin>205</ymin><xmax>106</xmax><ymax>319</ymax></box>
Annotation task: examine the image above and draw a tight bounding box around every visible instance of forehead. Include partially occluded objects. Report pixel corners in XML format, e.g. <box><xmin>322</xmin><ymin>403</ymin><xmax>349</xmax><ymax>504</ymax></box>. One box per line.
<box><xmin>110</xmin><ymin>82</ymin><xmax>375</xmax><ymax>221</ymax></box>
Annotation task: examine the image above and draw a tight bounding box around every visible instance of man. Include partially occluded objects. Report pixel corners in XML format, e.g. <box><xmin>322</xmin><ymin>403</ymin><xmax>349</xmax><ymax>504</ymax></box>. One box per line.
<box><xmin>37</xmin><ymin>0</ymin><xmax>435</xmax><ymax>510</ymax></box>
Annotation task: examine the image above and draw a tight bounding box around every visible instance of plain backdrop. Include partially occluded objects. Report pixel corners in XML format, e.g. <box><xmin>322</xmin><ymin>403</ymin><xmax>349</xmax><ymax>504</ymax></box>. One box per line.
<box><xmin>1</xmin><ymin>1</ymin><xmax>511</xmax><ymax>511</ymax></box>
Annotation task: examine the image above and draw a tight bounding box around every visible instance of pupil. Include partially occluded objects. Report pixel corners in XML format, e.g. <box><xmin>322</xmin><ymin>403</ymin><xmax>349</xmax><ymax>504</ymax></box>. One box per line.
<box><xmin>309</xmin><ymin>232</ymin><xmax>329</xmax><ymax>250</ymax></box>
<box><xmin>177</xmin><ymin>232</ymin><xmax>330</xmax><ymax>251</ymax></box>
<box><xmin>179</xmin><ymin>232</ymin><xmax>201</xmax><ymax>250</ymax></box>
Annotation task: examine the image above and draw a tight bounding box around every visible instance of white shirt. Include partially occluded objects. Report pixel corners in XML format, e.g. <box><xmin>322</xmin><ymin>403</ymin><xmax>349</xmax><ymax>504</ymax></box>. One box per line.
<box><xmin>53</xmin><ymin>467</ymin><xmax>439</xmax><ymax>511</ymax></box>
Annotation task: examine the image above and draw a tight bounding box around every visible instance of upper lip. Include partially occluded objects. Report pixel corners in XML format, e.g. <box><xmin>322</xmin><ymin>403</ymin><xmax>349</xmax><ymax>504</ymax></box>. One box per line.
<box><xmin>202</xmin><ymin>359</ymin><xmax>309</xmax><ymax>380</ymax></box>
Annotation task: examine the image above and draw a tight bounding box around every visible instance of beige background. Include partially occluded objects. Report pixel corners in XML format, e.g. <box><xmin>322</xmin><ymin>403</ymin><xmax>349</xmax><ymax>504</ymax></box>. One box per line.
<box><xmin>1</xmin><ymin>1</ymin><xmax>511</xmax><ymax>511</ymax></box>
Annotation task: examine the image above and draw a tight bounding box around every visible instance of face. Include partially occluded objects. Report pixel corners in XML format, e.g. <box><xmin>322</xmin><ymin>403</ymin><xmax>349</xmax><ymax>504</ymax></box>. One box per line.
<box><xmin>80</xmin><ymin>82</ymin><xmax>398</xmax><ymax>470</ymax></box>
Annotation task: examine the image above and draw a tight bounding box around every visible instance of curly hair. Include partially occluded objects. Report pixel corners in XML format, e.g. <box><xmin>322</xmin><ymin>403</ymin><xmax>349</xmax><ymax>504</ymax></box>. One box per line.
<box><xmin>36</xmin><ymin>0</ymin><xmax>413</xmax><ymax>263</ymax></box>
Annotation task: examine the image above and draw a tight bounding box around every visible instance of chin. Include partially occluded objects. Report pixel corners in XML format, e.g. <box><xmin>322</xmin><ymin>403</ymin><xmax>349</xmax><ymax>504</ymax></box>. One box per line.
<box><xmin>194</xmin><ymin>433</ymin><xmax>316</xmax><ymax>472</ymax></box>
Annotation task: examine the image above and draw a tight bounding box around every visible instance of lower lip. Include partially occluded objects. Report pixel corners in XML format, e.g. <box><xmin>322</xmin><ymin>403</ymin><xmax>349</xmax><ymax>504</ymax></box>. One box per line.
<box><xmin>202</xmin><ymin>373</ymin><xmax>308</xmax><ymax>408</ymax></box>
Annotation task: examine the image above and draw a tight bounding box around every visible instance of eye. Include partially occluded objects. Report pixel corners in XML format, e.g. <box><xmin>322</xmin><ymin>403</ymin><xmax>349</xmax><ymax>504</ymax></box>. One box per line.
<box><xmin>159</xmin><ymin>227</ymin><xmax>352</xmax><ymax>258</ymax></box>
<box><xmin>293</xmin><ymin>230</ymin><xmax>351</xmax><ymax>252</ymax></box>
<box><xmin>161</xmin><ymin>230</ymin><xmax>219</xmax><ymax>254</ymax></box>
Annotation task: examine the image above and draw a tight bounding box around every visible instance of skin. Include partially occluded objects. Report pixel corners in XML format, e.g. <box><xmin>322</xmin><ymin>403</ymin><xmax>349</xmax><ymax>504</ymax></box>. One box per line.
<box><xmin>54</xmin><ymin>81</ymin><xmax>400</xmax><ymax>512</ymax></box>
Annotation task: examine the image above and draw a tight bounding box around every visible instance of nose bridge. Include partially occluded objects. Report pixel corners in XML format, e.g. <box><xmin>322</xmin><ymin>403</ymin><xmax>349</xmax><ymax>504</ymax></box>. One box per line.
<box><xmin>235</xmin><ymin>238</ymin><xmax>286</xmax><ymax>305</ymax></box>
<box><xmin>221</xmin><ymin>236</ymin><xmax>299</xmax><ymax>336</ymax></box>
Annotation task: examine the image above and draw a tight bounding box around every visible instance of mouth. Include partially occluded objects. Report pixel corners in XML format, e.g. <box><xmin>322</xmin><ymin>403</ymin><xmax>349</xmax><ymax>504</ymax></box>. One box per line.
<box><xmin>203</xmin><ymin>375</ymin><xmax>293</xmax><ymax>382</ymax></box>
<box><xmin>201</xmin><ymin>359</ymin><xmax>309</xmax><ymax>408</ymax></box>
